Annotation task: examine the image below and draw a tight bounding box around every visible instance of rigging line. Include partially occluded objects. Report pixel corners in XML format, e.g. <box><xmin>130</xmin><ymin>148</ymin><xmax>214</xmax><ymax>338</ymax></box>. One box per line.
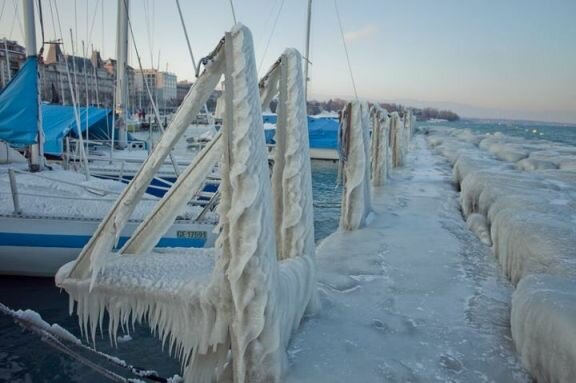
<box><xmin>174</xmin><ymin>0</ymin><xmax>213</xmax><ymax>124</ymax></box>
<box><xmin>228</xmin><ymin>0</ymin><xmax>237</xmax><ymax>23</ymax></box>
<box><xmin>257</xmin><ymin>0</ymin><xmax>285</xmax><ymax>74</ymax></box>
<box><xmin>143</xmin><ymin>0</ymin><xmax>155</xmax><ymax>69</ymax></box>
<box><xmin>73</xmin><ymin>0</ymin><xmax>77</xmax><ymax>53</ymax></box>
<box><xmin>255</xmin><ymin>0</ymin><xmax>279</xmax><ymax>52</ymax></box>
<box><xmin>0</xmin><ymin>0</ymin><xmax>6</xmax><ymax>24</ymax></box>
<box><xmin>175</xmin><ymin>0</ymin><xmax>197</xmax><ymax>70</ymax></box>
<box><xmin>122</xmin><ymin>0</ymin><xmax>180</xmax><ymax>176</ymax></box>
<box><xmin>47</xmin><ymin>0</ymin><xmax>58</xmax><ymax>42</ymax></box>
<box><xmin>37</xmin><ymin>0</ymin><xmax>45</xmax><ymax>45</ymax></box>
<box><xmin>85</xmin><ymin>0</ymin><xmax>101</xmax><ymax>65</ymax></box>
<box><xmin>87</xmin><ymin>0</ymin><xmax>100</xmax><ymax>45</ymax></box>
<box><xmin>52</xmin><ymin>0</ymin><xmax>91</xmax><ymax>179</ymax></box>
<box><xmin>13</xmin><ymin>0</ymin><xmax>24</xmax><ymax>41</ymax></box>
<box><xmin>1</xmin><ymin>304</ymin><xmax>173</xmax><ymax>383</ymax></box>
<box><xmin>101</xmin><ymin>0</ymin><xmax>104</xmax><ymax>57</ymax></box>
<box><xmin>8</xmin><ymin>0</ymin><xmax>22</xmax><ymax>40</ymax></box>
<box><xmin>333</xmin><ymin>0</ymin><xmax>358</xmax><ymax>100</ymax></box>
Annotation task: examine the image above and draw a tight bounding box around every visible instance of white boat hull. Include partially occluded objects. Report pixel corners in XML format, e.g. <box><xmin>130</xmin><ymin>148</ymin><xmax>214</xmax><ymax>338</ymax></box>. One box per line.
<box><xmin>0</xmin><ymin>214</ymin><xmax>216</xmax><ymax>277</ymax></box>
<box><xmin>310</xmin><ymin>148</ymin><xmax>339</xmax><ymax>161</ymax></box>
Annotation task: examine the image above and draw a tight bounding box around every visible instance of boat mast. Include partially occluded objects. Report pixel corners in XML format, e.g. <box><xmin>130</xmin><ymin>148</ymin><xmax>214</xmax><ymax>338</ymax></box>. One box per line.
<box><xmin>23</xmin><ymin>0</ymin><xmax>44</xmax><ymax>172</ymax></box>
<box><xmin>115</xmin><ymin>0</ymin><xmax>129</xmax><ymax>148</ymax></box>
<box><xmin>304</xmin><ymin>0</ymin><xmax>312</xmax><ymax>101</ymax></box>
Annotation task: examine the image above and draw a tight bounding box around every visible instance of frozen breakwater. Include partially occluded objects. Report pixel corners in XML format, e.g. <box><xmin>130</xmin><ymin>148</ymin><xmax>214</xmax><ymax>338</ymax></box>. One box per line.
<box><xmin>427</xmin><ymin>126</ymin><xmax>576</xmax><ymax>383</ymax></box>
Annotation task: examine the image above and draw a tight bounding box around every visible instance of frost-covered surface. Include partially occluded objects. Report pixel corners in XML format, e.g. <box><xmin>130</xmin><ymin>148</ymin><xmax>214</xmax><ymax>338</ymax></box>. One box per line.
<box><xmin>0</xmin><ymin>142</ymin><xmax>26</xmax><ymax>163</ymax></box>
<box><xmin>339</xmin><ymin>102</ymin><xmax>371</xmax><ymax>230</ymax></box>
<box><xmin>57</xmin><ymin>26</ymin><xmax>316</xmax><ymax>383</ymax></box>
<box><xmin>285</xmin><ymin>135</ymin><xmax>529</xmax><ymax>382</ymax></box>
<box><xmin>369</xmin><ymin>105</ymin><xmax>389</xmax><ymax>187</ymax></box>
<box><xmin>426</xmin><ymin>125</ymin><xmax>576</xmax><ymax>382</ymax></box>
<box><xmin>0</xmin><ymin>162</ymin><xmax>194</xmax><ymax>220</ymax></box>
<box><xmin>512</xmin><ymin>274</ymin><xmax>576</xmax><ymax>383</ymax></box>
<box><xmin>13</xmin><ymin>309</ymin><xmax>81</xmax><ymax>345</ymax></box>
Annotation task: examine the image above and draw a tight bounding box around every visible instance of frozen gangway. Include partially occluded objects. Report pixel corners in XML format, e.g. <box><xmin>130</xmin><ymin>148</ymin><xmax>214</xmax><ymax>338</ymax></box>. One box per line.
<box><xmin>285</xmin><ymin>135</ymin><xmax>530</xmax><ymax>382</ymax></box>
<box><xmin>56</xmin><ymin>25</ymin><xmax>317</xmax><ymax>383</ymax></box>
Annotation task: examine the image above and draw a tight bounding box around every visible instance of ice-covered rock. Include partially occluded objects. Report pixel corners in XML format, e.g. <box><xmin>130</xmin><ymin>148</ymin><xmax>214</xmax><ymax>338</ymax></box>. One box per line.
<box><xmin>427</xmin><ymin>126</ymin><xmax>576</xmax><ymax>382</ymax></box>
<box><xmin>512</xmin><ymin>274</ymin><xmax>576</xmax><ymax>383</ymax></box>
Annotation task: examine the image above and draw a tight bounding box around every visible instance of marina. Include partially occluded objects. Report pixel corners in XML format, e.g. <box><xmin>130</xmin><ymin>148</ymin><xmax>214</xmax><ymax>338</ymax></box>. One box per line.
<box><xmin>1</xmin><ymin>0</ymin><xmax>575</xmax><ymax>382</ymax></box>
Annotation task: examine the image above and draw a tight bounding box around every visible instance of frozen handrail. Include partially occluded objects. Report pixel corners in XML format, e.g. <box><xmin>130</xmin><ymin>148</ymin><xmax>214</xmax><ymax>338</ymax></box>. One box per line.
<box><xmin>339</xmin><ymin>101</ymin><xmax>372</xmax><ymax>230</ymax></box>
<box><xmin>57</xmin><ymin>25</ymin><xmax>317</xmax><ymax>383</ymax></box>
<box><xmin>370</xmin><ymin>104</ymin><xmax>390</xmax><ymax>187</ymax></box>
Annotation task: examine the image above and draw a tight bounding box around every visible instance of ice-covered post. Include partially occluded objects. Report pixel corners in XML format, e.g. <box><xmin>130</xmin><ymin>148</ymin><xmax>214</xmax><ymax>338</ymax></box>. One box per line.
<box><xmin>370</xmin><ymin>104</ymin><xmax>390</xmax><ymax>187</ymax></box>
<box><xmin>389</xmin><ymin>111</ymin><xmax>404</xmax><ymax>168</ymax></box>
<box><xmin>339</xmin><ymin>101</ymin><xmax>371</xmax><ymax>230</ymax></box>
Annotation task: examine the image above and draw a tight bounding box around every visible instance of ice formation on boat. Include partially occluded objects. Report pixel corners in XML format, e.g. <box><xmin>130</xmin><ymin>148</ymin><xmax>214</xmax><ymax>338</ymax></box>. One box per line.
<box><xmin>56</xmin><ymin>25</ymin><xmax>317</xmax><ymax>383</ymax></box>
<box><xmin>426</xmin><ymin>125</ymin><xmax>576</xmax><ymax>383</ymax></box>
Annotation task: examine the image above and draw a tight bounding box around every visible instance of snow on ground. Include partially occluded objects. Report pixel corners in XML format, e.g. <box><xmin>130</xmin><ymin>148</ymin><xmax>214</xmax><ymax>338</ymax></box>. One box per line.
<box><xmin>286</xmin><ymin>135</ymin><xmax>530</xmax><ymax>382</ymax></box>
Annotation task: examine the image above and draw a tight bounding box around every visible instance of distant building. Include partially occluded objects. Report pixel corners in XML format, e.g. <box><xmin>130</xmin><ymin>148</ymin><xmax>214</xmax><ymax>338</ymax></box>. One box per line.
<box><xmin>176</xmin><ymin>80</ymin><xmax>193</xmax><ymax>105</ymax></box>
<box><xmin>134</xmin><ymin>69</ymin><xmax>177</xmax><ymax>112</ymax></box>
<box><xmin>0</xmin><ymin>39</ymin><xmax>26</xmax><ymax>89</ymax></box>
<box><xmin>40</xmin><ymin>43</ymin><xmax>136</xmax><ymax>109</ymax></box>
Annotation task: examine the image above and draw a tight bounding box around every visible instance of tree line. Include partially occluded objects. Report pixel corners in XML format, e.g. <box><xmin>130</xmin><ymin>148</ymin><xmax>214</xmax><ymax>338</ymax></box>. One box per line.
<box><xmin>286</xmin><ymin>98</ymin><xmax>460</xmax><ymax>121</ymax></box>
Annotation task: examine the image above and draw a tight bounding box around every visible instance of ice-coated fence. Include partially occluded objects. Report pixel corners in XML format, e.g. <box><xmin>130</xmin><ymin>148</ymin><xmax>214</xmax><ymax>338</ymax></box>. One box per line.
<box><xmin>338</xmin><ymin>103</ymin><xmax>414</xmax><ymax>230</ymax></box>
<box><xmin>56</xmin><ymin>25</ymin><xmax>316</xmax><ymax>383</ymax></box>
<box><xmin>338</xmin><ymin>101</ymin><xmax>372</xmax><ymax>230</ymax></box>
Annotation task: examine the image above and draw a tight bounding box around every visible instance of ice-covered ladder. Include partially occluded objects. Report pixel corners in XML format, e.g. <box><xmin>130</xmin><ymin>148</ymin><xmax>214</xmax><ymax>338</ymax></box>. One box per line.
<box><xmin>57</xmin><ymin>25</ymin><xmax>316</xmax><ymax>383</ymax></box>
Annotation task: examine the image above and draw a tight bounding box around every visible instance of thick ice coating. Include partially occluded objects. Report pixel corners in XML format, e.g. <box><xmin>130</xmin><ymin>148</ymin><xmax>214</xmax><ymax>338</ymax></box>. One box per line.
<box><xmin>339</xmin><ymin>101</ymin><xmax>372</xmax><ymax>230</ymax></box>
<box><xmin>512</xmin><ymin>274</ymin><xmax>576</xmax><ymax>383</ymax></box>
<box><xmin>426</xmin><ymin>125</ymin><xmax>576</xmax><ymax>383</ymax></box>
<box><xmin>370</xmin><ymin>104</ymin><xmax>390</xmax><ymax>187</ymax></box>
<box><xmin>56</xmin><ymin>25</ymin><xmax>316</xmax><ymax>383</ymax></box>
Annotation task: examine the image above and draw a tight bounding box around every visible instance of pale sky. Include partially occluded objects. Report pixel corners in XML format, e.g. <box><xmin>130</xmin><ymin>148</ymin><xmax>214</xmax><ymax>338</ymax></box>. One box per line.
<box><xmin>1</xmin><ymin>0</ymin><xmax>575</xmax><ymax>123</ymax></box>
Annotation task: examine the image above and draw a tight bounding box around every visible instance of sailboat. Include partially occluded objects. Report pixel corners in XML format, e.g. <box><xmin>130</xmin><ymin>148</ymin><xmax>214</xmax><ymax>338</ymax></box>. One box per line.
<box><xmin>0</xmin><ymin>0</ymin><xmax>217</xmax><ymax>277</ymax></box>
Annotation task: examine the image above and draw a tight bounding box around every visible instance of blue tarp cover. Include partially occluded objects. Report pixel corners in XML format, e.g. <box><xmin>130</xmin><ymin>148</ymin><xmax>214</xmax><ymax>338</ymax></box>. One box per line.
<box><xmin>307</xmin><ymin>116</ymin><xmax>339</xmax><ymax>149</ymax></box>
<box><xmin>0</xmin><ymin>57</ymin><xmax>39</xmax><ymax>146</ymax></box>
<box><xmin>263</xmin><ymin>114</ymin><xmax>339</xmax><ymax>149</ymax></box>
<box><xmin>42</xmin><ymin>105</ymin><xmax>112</xmax><ymax>155</ymax></box>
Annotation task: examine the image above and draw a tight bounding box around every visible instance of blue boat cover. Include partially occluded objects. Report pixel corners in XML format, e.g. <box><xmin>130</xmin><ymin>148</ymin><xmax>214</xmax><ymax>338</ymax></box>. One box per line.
<box><xmin>42</xmin><ymin>105</ymin><xmax>113</xmax><ymax>155</ymax></box>
<box><xmin>262</xmin><ymin>114</ymin><xmax>340</xmax><ymax>149</ymax></box>
<box><xmin>307</xmin><ymin>116</ymin><xmax>339</xmax><ymax>149</ymax></box>
<box><xmin>0</xmin><ymin>57</ymin><xmax>39</xmax><ymax>146</ymax></box>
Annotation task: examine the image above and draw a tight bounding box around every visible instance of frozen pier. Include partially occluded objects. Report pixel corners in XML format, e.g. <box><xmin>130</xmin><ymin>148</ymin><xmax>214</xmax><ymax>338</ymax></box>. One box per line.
<box><xmin>286</xmin><ymin>135</ymin><xmax>530</xmax><ymax>382</ymax></box>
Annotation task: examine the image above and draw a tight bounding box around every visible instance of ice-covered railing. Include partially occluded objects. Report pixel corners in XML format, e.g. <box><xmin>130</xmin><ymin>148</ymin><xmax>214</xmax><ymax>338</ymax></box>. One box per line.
<box><xmin>369</xmin><ymin>104</ymin><xmax>390</xmax><ymax>187</ymax></box>
<box><xmin>338</xmin><ymin>101</ymin><xmax>372</xmax><ymax>230</ymax></box>
<box><xmin>56</xmin><ymin>24</ymin><xmax>317</xmax><ymax>383</ymax></box>
<box><xmin>389</xmin><ymin>111</ymin><xmax>406</xmax><ymax>167</ymax></box>
<box><xmin>426</xmin><ymin>127</ymin><xmax>576</xmax><ymax>383</ymax></box>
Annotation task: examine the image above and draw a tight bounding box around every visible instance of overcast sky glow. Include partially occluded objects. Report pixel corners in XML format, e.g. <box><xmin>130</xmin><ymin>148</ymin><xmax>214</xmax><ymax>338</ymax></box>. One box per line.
<box><xmin>1</xmin><ymin>0</ymin><xmax>575</xmax><ymax>123</ymax></box>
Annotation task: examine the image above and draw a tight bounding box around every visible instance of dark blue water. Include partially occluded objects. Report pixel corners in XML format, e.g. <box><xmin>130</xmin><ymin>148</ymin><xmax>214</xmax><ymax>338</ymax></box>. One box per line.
<box><xmin>424</xmin><ymin>118</ymin><xmax>576</xmax><ymax>146</ymax></box>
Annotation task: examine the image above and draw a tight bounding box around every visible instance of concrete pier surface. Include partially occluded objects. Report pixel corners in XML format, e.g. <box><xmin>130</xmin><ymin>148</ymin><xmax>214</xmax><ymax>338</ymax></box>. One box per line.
<box><xmin>287</xmin><ymin>135</ymin><xmax>530</xmax><ymax>383</ymax></box>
